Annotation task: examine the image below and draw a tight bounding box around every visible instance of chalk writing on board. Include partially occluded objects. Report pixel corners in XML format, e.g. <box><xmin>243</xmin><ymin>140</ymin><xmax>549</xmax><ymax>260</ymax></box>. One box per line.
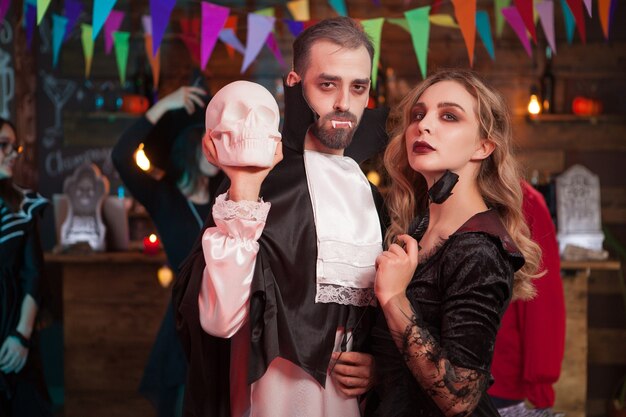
<box><xmin>41</xmin><ymin>71</ymin><xmax>76</xmax><ymax>141</ymax></box>
<box><xmin>0</xmin><ymin>48</ymin><xmax>14</xmax><ymax>120</ymax></box>
<box><xmin>45</xmin><ymin>148</ymin><xmax>111</xmax><ymax>178</ymax></box>
<box><xmin>0</xmin><ymin>19</ymin><xmax>13</xmax><ymax>44</ymax></box>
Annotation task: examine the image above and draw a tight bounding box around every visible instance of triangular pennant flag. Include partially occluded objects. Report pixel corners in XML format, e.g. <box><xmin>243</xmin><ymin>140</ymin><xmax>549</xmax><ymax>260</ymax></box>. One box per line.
<box><xmin>559</xmin><ymin>0</ymin><xmax>576</xmax><ymax>44</ymax></box>
<box><xmin>328</xmin><ymin>0</ymin><xmax>347</xmax><ymax>17</ymax></box>
<box><xmin>452</xmin><ymin>0</ymin><xmax>476</xmax><ymax>66</ymax></box>
<box><xmin>583</xmin><ymin>0</ymin><xmax>592</xmax><ymax>17</ymax></box>
<box><xmin>179</xmin><ymin>17</ymin><xmax>200</xmax><ymax>64</ymax></box>
<box><xmin>37</xmin><ymin>0</ymin><xmax>51</xmax><ymax>25</ymax></box>
<box><xmin>404</xmin><ymin>6</ymin><xmax>431</xmax><ymax>79</ymax></box>
<box><xmin>1</xmin><ymin>0</ymin><xmax>11</xmax><ymax>25</ymax></box>
<box><xmin>81</xmin><ymin>24</ymin><xmax>94</xmax><ymax>78</ymax></box>
<box><xmin>387</xmin><ymin>17</ymin><xmax>409</xmax><ymax>32</ymax></box>
<box><xmin>514</xmin><ymin>0</ymin><xmax>537</xmax><ymax>43</ymax></box>
<box><xmin>429</xmin><ymin>14</ymin><xmax>459</xmax><ymax>28</ymax></box>
<box><xmin>201</xmin><ymin>2</ymin><xmax>229</xmax><ymax>69</ymax></box>
<box><xmin>150</xmin><ymin>0</ymin><xmax>176</xmax><ymax>57</ymax></box>
<box><xmin>218</xmin><ymin>29</ymin><xmax>245</xmax><ymax>54</ymax></box>
<box><xmin>93</xmin><ymin>0</ymin><xmax>116</xmax><ymax>40</ymax></box>
<box><xmin>598</xmin><ymin>0</ymin><xmax>612</xmax><ymax>39</ymax></box>
<box><xmin>51</xmin><ymin>14</ymin><xmax>68</xmax><ymax>67</ymax></box>
<box><xmin>25</xmin><ymin>3</ymin><xmax>36</xmax><ymax>49</ymax></box>
<box><xmin>113</xmin><ymin>31</ymin><xmax>130</xmax><ymax>85</ymax></box>
<box><xmin>104</xmin><ymin>10</ymin><xmax>124</xmax><ymax>54</ymax></box>
<box><xmin>255</xmin><ymin>7</ymin><xmax>275</xmax><ymax>17</ymax></box>
<box><xmin>476</xmin><ymin>10</ymin><xmax>495</xmax><ymax>60</ymax></box>
<box><xmin>361</xmin><ymin>18</ymin><xmax>384</xmax><ymax>88</ymax></box>
<box><xmin>494</xmin><ymin>0</ymin><xmax>511</xmax><ymax>37</ymax></box>
<box><xmin>266</xmin><ymin>32</ymin><xmax>286</xmax><ymax>67</ymax></box>
<box><xmin>63</xmin><ymin>0</ymin><xmax>83</xmax><ymax>42</ymax></box>
<box><xmin>241</xmin><ymin>13</ymin><xmax>274</xmax><ymax>73</ymax></box>
<box><xmin>285</xmin><ymin>19</ymin><xmax>305</xmax><ymax>37</ymax></box>
<box><xmin>144</xmin><ymin>34</ymin><xmax>160</xmax><ymax>91</ymax></box>
<box><xmin>287</xmin><ymin>0</ymin><xmax>309</xmax><ymax>21</ymax></box>
<box><xmin>536</xmin><ymin>1</ymin><xmax>557</xmax><ymax>54</ymax></box>
<box><xmin>502</xmin><ymin>6</ymin><xmax>532</xmax><ymax>57</ymax></box>
<box><xmin>142</xmin><ymin>14</ymin><xmax>152</xmax><ymax>35</ymax></box>
<box><xmin>223</xmin><ymin>15</ymin><xmax>238</xmax><ymax>59</ymax></box>
<box><xmin>565</xmin><ymin>0</ymin><xmax>586</xmax><ymax>43</ymax></box>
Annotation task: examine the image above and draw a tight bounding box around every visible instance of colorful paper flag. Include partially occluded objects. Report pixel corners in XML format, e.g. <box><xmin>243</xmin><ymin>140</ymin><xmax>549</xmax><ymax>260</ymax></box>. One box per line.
<box><xmin>63</xmin><ymin>0</ymin><xmax>83</xmax><ymax>42</ymax></box>
<box><xmin>285</xmin><ymin>19</ymin><xmax>305</xmax><ymax>37</ymax></box>
<box><xmin>241</xmin><ymin>13</ymin><xmax>274</xmax><ymax>73</ymax></box>
<box><xmin>502</xmin><ymin>6</ymin><xmax>532</xmax><ymax>57</ymax></box>
<box><xmin>598</xmin><ymin>0</ymin><xmax>612</xmax><ymax>39</ymax></box>
<box><xmin>144</xmin><ymin>34</ymin><xmax>160</xmax><ymax>90</ymax></box>
<box><xmin>514</xmin><ymin>0</ymin><xmax>537</xmax><ymax>43</ymax></box>
<box><xmin>536</xmin><ymin>1</ymin><xmax>557</xmax><ymax>54</ymax></box>
<box><xmin>201</xmin><ymin>2</ymin><xmax>229</xmax><ymax>69</ymax></box>
<box><xmin>387</xmin><ymin>17</ymin><xmax>409</xmax><ymax>32</ymax></box>
<box><xmin>142</xmin><ymin>14</ymin><xmax>152</xmax><ymax>35</ymax></box>
<box><xmin>0</xmin><ymin>0</ymin><xmax>11</xmax><ymax>25</ymax></box>
<box><xmin>287</xmin><ymin>0</ymin><xmax>309</xmax><ymax>21</ymax></box>
<box><xmin>328</xmin><ymin>0</ymin><xmax>347</xmax><ymax>17</ymax></box>
<box><xmin>179</xmin><ymin>17</ymin><xmax>200</xmax><ymax>65</ymax></box>
<box><xmin>476</xmin><ymin>10</ymin><xmax>495</xmax><ymax>60</ymax></box>
<box><xmin>104</xmin><ymin>10</ymin><xmax>124</xmax><ymax>54</ymax></box>
<box><xmin>430</xmin><ymin>14</ymin><xmax>459</xmax><ymax>28</ymax></box>
<box><xmin>266</xmin><ymin>32</ymin><xmax>286</xmax><ymax>67</ymax></box>
<box><xmin>361</xmin><ymin>18</ymin><xmax>384</xmax><ymax>88</ymax></box>
<box><xmin>25</xmin><ymin>3</ymin><xmax>36</xmax><ymax>49</ymax></box>
<box><xmin>583</xmin><ymin>0</ymin><xmax>592</xmax><ymax>17</ymax></box>
<box><xmin>452</xmin><ymin>0</ymin><xmax>476</xmax><ymax>66</ymax></box>
<box><xmin>37</xmin><ymin>0</ymin><xmax>51</xmax><ymax>25</ymax></box>
<box><xmin>150</xmin><ymin>0</ymin><xmax>176</xmax><ymax>57</ymax></box>
<box><xmin>92</xmin><ymin>0</ymin><xmax>117</xmax><ymax>40</ymax></box>
<box><xmin>404</xmin><ymin>6</ymin><xmax>431</xmax><ymax>79</ymax></box>
<box><xmin>494</xmin><ymin>0</ymin><xmax>511</xmax><ymax>37</ymax></box>
<box><xmin>81</xmin><ymin>24</ymin><xmax>94</xmax><ymax>78</ymax></box>
<box><xmin>565</xmin><ymin>0</ymin><xmax>586</xmax><ymax>43</ymax></box>
<box><xmin>218</xmin><ymin>29</ymin><xmax>245</xmax><ymax>54</ymax></box>
<box><xmin>560</xmin><ymin>0</ymin><xmax>576</xmax><ymax>44</ymax></box>
<box><xmin>51</xmin><ymin>14</ymin><xmax>68</xmax><ymax>67</ymax></box>
<box><xmin>113</xmin><ymin>31</ymin><xmax>130</xmax><ymax>85</ymax></box>
<box><xmin>223</xmin><ymin>15</ymin><xmax>238</xmax><ymax>59</ymax></box>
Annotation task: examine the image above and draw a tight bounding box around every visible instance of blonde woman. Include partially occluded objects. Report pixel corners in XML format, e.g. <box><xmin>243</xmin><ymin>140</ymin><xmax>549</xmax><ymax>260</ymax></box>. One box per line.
<box><xmin>368</xmin><ymin>70</ymin><xmax>541</xmax><ymax>417</ymax></box>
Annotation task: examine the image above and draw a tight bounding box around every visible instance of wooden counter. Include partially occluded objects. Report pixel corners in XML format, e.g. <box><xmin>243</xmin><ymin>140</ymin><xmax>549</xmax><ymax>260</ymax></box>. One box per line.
<box><xmin>45</xmin><ymin>251</ymin><xmax>171</xmax><ymax>417</ymax></box>
<box><xmin>553</xmin><ymin>260</ymin><xmax>622</xmax><ymax>417</ymax></box>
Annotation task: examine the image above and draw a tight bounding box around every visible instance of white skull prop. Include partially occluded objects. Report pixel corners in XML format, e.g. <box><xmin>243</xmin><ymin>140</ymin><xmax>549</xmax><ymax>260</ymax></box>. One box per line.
<box><xmin>205</xmin><ymin>81</ymin><xmax>282</xmax><ymax>167</ymax></box>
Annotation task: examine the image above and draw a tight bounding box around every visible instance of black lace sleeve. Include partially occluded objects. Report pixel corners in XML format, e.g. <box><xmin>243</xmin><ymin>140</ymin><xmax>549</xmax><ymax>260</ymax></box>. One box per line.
<box><xmin>386</xmin><ymin>234</ymin><xmax>513</xmax><ymax>416</ymax></box>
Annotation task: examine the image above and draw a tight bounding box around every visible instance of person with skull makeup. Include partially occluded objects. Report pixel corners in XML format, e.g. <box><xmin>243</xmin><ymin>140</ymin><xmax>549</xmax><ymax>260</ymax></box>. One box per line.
<box><xmin>173</xmin><ymin>17</ymin><xmax>389</xmax><ymax>417</ymax></box>
<box><xmin>112</xmin><ymin>86</ymin><xmax>223</xmax><ymax>417</ymax></box>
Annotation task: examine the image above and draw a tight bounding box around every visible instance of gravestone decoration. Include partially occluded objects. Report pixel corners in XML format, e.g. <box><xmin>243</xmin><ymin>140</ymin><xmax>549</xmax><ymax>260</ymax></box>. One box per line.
<box><xmin>60</xmin><ymin>163</ymin><xmax>109</xmax><ymax>251</ymax></box>
<box><xmin>556</xmin><ymin>164</ymin><xmax>605</xmax><ymax>254</ymax></box>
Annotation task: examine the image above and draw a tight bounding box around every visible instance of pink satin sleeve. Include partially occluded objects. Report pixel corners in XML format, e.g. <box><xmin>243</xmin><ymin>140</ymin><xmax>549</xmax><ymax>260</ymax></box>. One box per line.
<box><xmin>198</xmin><ymin>193</ymin><xmax>271</xmax><ymax>338</ymax></box>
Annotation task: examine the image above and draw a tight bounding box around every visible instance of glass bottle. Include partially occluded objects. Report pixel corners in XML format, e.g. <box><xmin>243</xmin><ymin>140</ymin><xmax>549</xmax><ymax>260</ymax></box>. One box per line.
<box><xmin>540</xmin><ymin>46</ymin><xmax>555</xmax><ymax>113</ymax></box>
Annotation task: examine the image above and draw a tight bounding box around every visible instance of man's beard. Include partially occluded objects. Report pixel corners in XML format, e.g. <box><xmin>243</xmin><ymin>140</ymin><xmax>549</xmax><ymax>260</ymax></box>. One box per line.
<box><xmin>310</xmin><ymin>111</ymin><xmax>358</xmax><ymax>150</ymax></box>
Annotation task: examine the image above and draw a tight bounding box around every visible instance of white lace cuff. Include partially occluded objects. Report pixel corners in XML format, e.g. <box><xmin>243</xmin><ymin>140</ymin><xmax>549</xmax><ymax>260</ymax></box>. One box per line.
<box><xmin>213</xmin><ymin>192</ymin><xmax>271</xmax><ymax>222</ymax></box>
<box><xmin>315</xmin><ymin>284</ymin><xmax>377</xmax><ymax>307</ymax></box>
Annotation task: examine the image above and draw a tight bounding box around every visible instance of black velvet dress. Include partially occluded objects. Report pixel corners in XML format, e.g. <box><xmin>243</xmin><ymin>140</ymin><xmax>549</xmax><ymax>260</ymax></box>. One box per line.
<box><xmin>0</xmin><ymin>189</ymin><xmax>52</xmax><ymax>416</ymax></box>
<box><xmin>368</xmin><ymin>210</ymin><xmax>525</xmax><ymax>417</ymax></box>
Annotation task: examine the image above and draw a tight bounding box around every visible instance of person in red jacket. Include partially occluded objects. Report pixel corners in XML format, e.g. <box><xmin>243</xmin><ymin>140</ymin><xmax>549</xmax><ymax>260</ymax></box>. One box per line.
<box><xmin>488</xmin><ymin>180</ymin><xmax>566</xmax><ymax>416</ymax></box>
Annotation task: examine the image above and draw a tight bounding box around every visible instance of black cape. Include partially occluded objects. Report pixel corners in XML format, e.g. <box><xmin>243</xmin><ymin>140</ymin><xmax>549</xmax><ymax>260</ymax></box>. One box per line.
<box><xmin>173</xmin><ymin>81</ymin><xmax>389</xmax><ymax>417</ymax></box>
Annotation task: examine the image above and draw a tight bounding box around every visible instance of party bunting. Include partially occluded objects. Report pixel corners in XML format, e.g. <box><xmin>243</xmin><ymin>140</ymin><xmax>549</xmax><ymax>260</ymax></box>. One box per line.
<box><xmin>560</xmin><ymin>0</ymin><xmax>576</xmax><ymax>44</ymax></box>
<box><xmin>150</xmin><ymin>0</ymin><xmax>176</xmax><ymax>57</ymax></box>
<box><xmin>475</xmin><ymin>10</ymin><xmax>495</xmax><ymax>60</ymax></box>
<box><xmin>218</xmin><ymin>29</ymin><xmax>245</xmax><ymax>54</ymax></box>
<box><xmin>494</xmin><ymin>0</ymin><xmax>511</xmax><ymax>37</ymax></box>
<box><xmin>201</xmin><ymin>2</ymin><xmax>229</xmax><ymax>69</ymax></box>
<box><xmin>266</xmin><ymin>33</ymin><xmax>286</xmax><ymax>67</ymax></box>
<box><xmin>63</xmin><ymin>0</ymin><xmax>83</xmax><ymax>42</ymax></box>
<box><xmin>452</xmin><ymin>0</ymin><xmax>476</xmax><ymax>66</ymax></box>
<box><xmin>361</xmin><ymin>18</ymin><xmax>384</xmax><ymax>88</ymax></box>
<box><xmin>387</xmin><ymin>17</ymin><xmax>409</xmax><ymax>32</ymax></box>
<box><xmin>179</xmin><ymin>17</ymin><xmax>200</xmax><ymax>65</ymax></box>
<box><xmin>431</xmin><ymin>0</ymin><xmax>443</xmax><ymax>14</ymax></box>
<box><xmin>328</xmin><ymin>0</ymin><xmax>347</xmax><ymax>17</ymax></box>
<box><xmin>429</xmin><ymin>14</ymin><xmax>459</xmax><ymax>28</ymax></box>
<box><xmin>565</xmin><ymin>0</ymin><xmax>586</xmax><ymax>43</ymax></box>
<box><xmin>51</xmin><ymin>14</ymin><xmax>68</xmax><ymax>67</ymax></box>
<box><xmin>37</xmin><ymin>0</ymin><xmax>51</xmax><ymax>25</ymax></box>
<box><xmin>144</xmin><ymin>34</ymin><xmax>161</xmax><ymax>90</ymax></box>
<box><xmin>223</xmin><ymin>16</ymin><xmax>238</xmax><ymax>59</ymax></box>
<box><xmin>104</xmin><ymin>10</ymin><xmax>124</xmax><ymax>54</ymax></box>
<box><xmin>502</xmin><ymin>6</ymin><xmax>532</xmax><ymax>57</ymax></box>
<box><xmin>241</xmin><ymin>13</ymin><xmax>274</xmax><ymax>73</ymax></box>
<box><xmin>142</xmin><ymin>14</ymin><xmax>152</xmax><ymax>35</ymax></box>
<box><xmin>583</xmin><ymin>0</ymin><xmax>592</xmax><ymax>17</ymax></box>
<box><xmin>514</xmin><ymin>0</ymin><xmax>536</xmax><ymax>43</ymax></box>
<box><xmin>536</xmin><ymin>1</ymin><xmax>557</xmax><ymax>54</ymax></box>
<box><xmin>0</xmin><ymin>0</ymin><xmax>11</xmax><ymax>26</ymax></box>
<box><xmin>81</xmin><ymin>24</ymin><xmax>94</xmax><ymax>78</ymax></box>
<box><xmin>25</xmin><ymin>3</ymin><xmax>36</xmax><ymax>49</ymax></box>
<box><xmin>113</xmin><ymin>31</ymin><xmax>130</xmax><ymax>85</ymax></box>
<box><xmin>598</xmin><ymin>0</ymin><xmax>612</xmax><ymax>39</ymax></box>
<box><xmin>287</xmin><ymin>0</ymin><xmax>309</xmax><ymax>21</ymax></box>
<box><xmin>285</xmin><ymin>20</ymin><xmax>305</xmax><ymax>37</ymax></box>
<box><xmin>92</xmin><ymin>0</ymin><xmax>117</xmax><ymax>40</ymax></box>
<box><xmin>404</xmin><ymin>6</ymin><xmax>431</xmax><ymax>79</ymax></box>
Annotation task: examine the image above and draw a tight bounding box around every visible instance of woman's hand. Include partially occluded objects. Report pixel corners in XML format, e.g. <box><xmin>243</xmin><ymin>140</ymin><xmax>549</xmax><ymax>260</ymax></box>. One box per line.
<box><xmin>375</xmin><ymin>234</ymin><xmax>419</xmax><ymax>308</ymax></box>
<box><xmin>0</xmin><ymin>336</ymin><xmax>28</xmax><ymax>374</ymax></box>
<box><xmin>146</xmin><ymin>86</ymin><xmax>207</xmax><ymax>123</ymax></box>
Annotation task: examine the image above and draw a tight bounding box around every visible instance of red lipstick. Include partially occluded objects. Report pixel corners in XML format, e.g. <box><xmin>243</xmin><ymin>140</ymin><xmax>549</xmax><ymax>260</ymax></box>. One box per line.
<box><xmin>412</xmin><ymin>140</ymin><xmax>435</xmax><ymax>154</ymax></box>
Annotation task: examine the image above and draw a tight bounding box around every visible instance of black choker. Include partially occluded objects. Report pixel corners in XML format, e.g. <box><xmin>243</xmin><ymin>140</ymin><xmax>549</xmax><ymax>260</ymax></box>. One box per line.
<box><xmin>428</xmin><ymin>170</ymin><xmax>459</xmax><ymax>204</ymax></box>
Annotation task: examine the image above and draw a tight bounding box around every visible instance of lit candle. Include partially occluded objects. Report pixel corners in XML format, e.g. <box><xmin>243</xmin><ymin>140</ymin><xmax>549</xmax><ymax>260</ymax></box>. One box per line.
<box><xmin>143</xmin><ymin>233</ymin><xmax>160</xmax><ymax>255</ymax></box>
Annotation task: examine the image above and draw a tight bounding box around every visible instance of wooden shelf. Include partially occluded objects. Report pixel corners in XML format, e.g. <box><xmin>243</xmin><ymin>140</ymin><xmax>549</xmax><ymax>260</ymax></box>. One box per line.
<box><xmin>526</xmin><ymin>114</ymin><xmax>626</xmax><ymax>124</ymax></box>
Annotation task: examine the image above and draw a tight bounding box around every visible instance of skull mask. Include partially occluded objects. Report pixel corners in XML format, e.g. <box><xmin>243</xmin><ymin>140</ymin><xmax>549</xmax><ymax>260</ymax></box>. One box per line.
<box><xmin>205</xmin><ymin>80</ymin><xmax>282</xmax><ymax>167</ymax></box>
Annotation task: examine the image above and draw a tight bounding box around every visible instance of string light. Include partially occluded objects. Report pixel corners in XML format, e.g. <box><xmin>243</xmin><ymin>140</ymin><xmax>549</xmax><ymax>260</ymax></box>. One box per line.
<box><xmin>134</xmin><ymin>143</ymin><xmax>151</xmax><ymax>171</ymax></box>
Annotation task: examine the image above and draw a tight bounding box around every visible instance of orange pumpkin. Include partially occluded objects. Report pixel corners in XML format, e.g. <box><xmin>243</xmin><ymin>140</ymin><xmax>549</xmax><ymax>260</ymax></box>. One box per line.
<box><xmin>121</xmin><ymin>94</ymin><xmax>150</xmax><ymax>114</ymax></box>
<box><xmin>572</xmin><ymin>96</ymin><xmax>603</xmax><ymax>116</ymax></box>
